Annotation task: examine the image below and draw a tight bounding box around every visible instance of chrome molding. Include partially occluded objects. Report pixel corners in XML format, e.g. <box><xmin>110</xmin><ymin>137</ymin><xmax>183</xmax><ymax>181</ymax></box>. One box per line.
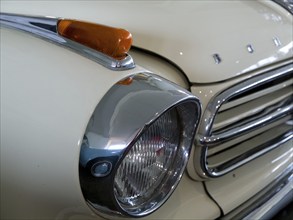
<box><xmin>210</xmin><ymin>131</ymin><xmax>293</xmax><ymax>175</ymax></box>
<box><xmin>272</xmin><ymin>0</ymin><xmax>293</xmax><ymax>14</ymax></box>
<box><xmin>221</xmin><ymin>167</ymin><xmax>293</xmax><ymax>220</ymax></box>
<box><xmin>0</xmin><ymin>13</ymin><xmax>135</xmax><ymax>70</ymax></box>
<box><xmin>204</xmin><ymin>98</ymin><xmax>293</xmax><ymax>146</ymax></box>
<box><xmin>193</xmin><ymin>63</ymin><xmax>293</xmax><ymax>178</ymax></box>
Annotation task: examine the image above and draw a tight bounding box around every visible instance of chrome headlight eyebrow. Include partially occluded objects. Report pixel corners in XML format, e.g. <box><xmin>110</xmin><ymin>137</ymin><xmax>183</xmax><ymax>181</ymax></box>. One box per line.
<box><xmin>79</xmin><ymin>72</ymin><xmax>201</xmax><ymax>217</ymax></box>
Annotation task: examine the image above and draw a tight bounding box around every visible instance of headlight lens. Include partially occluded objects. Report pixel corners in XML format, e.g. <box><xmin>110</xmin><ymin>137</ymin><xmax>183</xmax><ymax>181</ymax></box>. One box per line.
<box><xmin>114</xmin><ymin>108</ymin><xmax>180</xmax><ymax>215</ymax></box>
<box><xmin>79</xmin><ymin>72</ymin><xmax>201</xmax><ymax>218</ymax></box>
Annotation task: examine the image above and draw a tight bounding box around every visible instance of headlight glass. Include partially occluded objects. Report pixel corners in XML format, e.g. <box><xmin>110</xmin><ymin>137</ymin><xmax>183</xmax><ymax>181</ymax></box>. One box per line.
<box><xmin>114</xmin><ymin>108</ymin><xmax>180</xmax><ymax>214</ymax></box>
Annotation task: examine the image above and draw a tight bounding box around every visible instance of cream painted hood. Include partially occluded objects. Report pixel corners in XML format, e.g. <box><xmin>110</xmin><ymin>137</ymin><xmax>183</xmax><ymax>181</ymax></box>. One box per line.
<box><xmin>1</xmin><ymin>1</ymin><xmax>293</xmax><ymax>83</ymax></box>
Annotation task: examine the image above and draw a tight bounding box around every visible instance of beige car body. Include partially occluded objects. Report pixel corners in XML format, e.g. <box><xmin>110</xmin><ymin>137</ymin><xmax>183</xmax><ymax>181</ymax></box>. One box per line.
<box><xmin>1</xmin><ymin>1</ymin><xmax>292</xmax><ymax>219</ymax></box>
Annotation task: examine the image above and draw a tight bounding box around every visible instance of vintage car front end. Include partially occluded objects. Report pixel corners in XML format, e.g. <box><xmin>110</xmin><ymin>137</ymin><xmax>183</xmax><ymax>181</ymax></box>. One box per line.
<box><xmin>1</xmin><ymin>1</ymin><xmax>292</xmax><ymax>219</ymax></box>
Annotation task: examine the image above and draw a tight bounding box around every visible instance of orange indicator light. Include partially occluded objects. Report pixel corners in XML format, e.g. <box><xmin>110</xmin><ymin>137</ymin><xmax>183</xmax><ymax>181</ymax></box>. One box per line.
<box><xmin>117</xmin><ymin>77</ymin><xmax>133</xmax><ymax>85</ymax></box>
<box><xmin>57</xmin><ymin>19</ymin><xmax>132</xmax><ymax>60</ymax></box>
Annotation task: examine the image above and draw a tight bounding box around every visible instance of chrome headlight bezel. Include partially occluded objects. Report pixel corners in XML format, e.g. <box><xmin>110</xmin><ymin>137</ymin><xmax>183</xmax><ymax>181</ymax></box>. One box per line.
<box><xmin>79</xmin><ymin>72</ymin><xmax>201</xmax><ymax>218</ymax></box>
<box><xmin>273</xmin><ymin>0</ymin><xmax>293</xmax><ymax>14</ymax></box>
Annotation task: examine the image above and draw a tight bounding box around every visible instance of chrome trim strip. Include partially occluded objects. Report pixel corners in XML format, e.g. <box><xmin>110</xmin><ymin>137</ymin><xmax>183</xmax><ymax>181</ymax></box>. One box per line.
<box><xmin>193</xmin><ymin>63</ymin><xmax>293</xmax><ymax>178</ymax></box>
<box><xmin>0</xmin><ymin>13</ymin><xmax>58</xmax><ymax>33</ymax></box>
<box><xmin>218</xmin><ymin>77</ymin><xmax>293</xmax><ymax>112</ymax></box>
<box><xmin>221</xmin><ymin>168</ymin><xmax>293</xmax><ymax>220</ymax></box>
<box><xmin>0</xmin><ymin>13</ymin><xmax>135</xmax><ymax>71</ymax></box>
<box><xmin>203</xmin><ymin>98</ymin><xmax>293</xmax><ymax>145</ymax></box>
<box><xmin>272</xmin><ymin>0</ymin><xmax>293</xmax><ymax>14</ymax></box>
<box><xmin>209</xmin><ymin>131</ymin><xmax>293</xmax><ymax>175</ymax></box>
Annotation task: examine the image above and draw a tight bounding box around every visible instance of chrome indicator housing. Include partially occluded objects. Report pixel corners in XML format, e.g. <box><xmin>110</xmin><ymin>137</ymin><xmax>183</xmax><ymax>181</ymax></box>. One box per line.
<box><xmin>0</xmin><ymin>13</ymin><xmax>135</xmax><ymax>71</ymax></box>
<box><xmin>79</xmin><ymin>72</ymin><xmax>201</xmax><ymax>217</ymax></box>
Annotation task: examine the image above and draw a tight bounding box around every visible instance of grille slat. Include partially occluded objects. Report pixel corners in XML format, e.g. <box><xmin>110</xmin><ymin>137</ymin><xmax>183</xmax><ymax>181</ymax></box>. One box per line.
<box><xmin>213</xmin><ymin>86</ymin><xmax>293</xmax><ymax>131</ymax></box>
<box><xmin>208</xmin><ymin>116</ymin><xmax>291</xmax><ymax>156</ymax></box>
<box><xmin>219</xmin><ymin>78</ymin><xmax>293</xmax><ymax>112</ymax></box>
<box><xmin>205</xmin><ymin>98</ymin><xmax>292</xmax><ymax>146</ymax></box>
<box><xmin>197</xmin><ymin>63</ymin><xmax>293</xmax><ymax>178</ymax></box>
<box><xmin>208</xmin><ymin>123</ymin><xmax>293</xmax><ymax>168</ymax></box>
<box><xmin>209</xmin><ymin>130</ymin><xmax>293</xmax><ymax>175</ymax></box>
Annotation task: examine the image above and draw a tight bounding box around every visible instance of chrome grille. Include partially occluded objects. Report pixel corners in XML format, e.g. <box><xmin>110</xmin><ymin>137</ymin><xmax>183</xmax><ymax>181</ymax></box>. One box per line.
<box><xmin>197</xmin><ymin>63</ymin><xmax>293</xmax><ymax>177</ymax></box>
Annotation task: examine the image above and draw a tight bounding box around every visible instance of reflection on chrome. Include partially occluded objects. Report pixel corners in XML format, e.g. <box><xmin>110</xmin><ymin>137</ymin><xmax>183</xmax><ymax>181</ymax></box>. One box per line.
<box><xmin>271</xmin><ymin>151</ymin><xmax>293</xmax><ymax>173</ymax></box>
<box><xmin>278</xmin><ymin>42</ymin><xmax>293</xmax><ymax>54</ymax></box>
<box><xmin>271</xmin><ymin>146</ymin><xmax>293</xmax><ymax>164</ymax></box>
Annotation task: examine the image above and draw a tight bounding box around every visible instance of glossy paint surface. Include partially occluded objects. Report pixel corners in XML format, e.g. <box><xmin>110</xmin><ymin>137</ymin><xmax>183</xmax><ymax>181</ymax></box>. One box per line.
<box><xmin>0</xmin><ymin>26</ymin><xmax>220</xmax><ymax>219</ymax></box>
<box><xmin>1</xmin><ymin>1</ymin><xmax>292</xmax><ymax>83</ymax></box>
<box><xmin>129</xmin><ymin>49</ymin><xmax>189</xmax><ymax>89</ymax></box>
<box><xmin>0</xmin><ymin>27</ymin><xmax>133</xmax><ymax>220</ymax></box>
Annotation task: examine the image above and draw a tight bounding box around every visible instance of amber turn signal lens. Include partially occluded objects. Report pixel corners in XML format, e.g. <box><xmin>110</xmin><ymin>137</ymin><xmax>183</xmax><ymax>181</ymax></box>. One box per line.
<box><xmin>117</xmin><ymin>77</ymin><xmax>133</xmax><ymax>85</ymax></box>
<box><xmin>57</xmin><ymin>19</ymin><xmax>132</xmax><ymax>60</ymax></box>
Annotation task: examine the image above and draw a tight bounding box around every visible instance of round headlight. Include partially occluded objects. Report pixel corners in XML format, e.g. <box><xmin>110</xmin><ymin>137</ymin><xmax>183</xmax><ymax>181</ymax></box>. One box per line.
<box><xmin>79</xmin><ymin>73</ymin><xmax>201</xmax><ymax>218</ymax></box>
<box><xmin>114</xmin><ymin>107</ymin><xmax>182</xmax><ymax>216</ymax></box>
